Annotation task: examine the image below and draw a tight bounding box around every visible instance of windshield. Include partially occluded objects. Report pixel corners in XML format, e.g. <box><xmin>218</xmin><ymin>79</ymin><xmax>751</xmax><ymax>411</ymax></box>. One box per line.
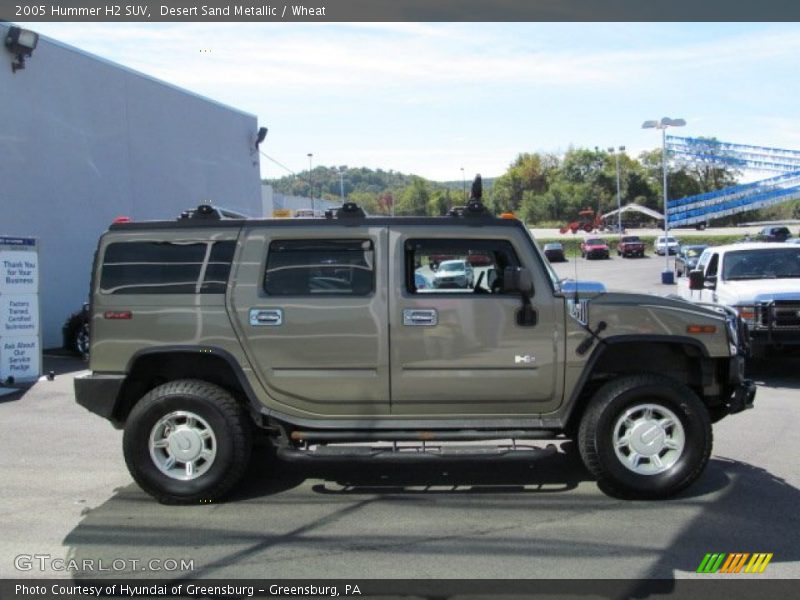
<box><xmin>440</xmin><ymin>262</ymin><xmax>464</xmax><ymax>272</ymax></box>
<box><xmin>526</xmin><ymin>229</ymin><xmax>560</xmax><ymax>290</ymax></box>
<box><xmin>622</xmin><ymin>237</ymin><xmax>640</xmax><ymax>242</ymax></box>
<box><xmin>723</xmin><ymin>248</ymin><xmax>800</xmax><ymax>280</ymax></box>
<box><xmin>586</xmin><ymin>238</ymin><xmax>604</xmax><ymax>245</ymax></box>
<box><xmin>685</xmin><ymin>247</ymin><xmax>705</xmax><ymax>258</ymax></box>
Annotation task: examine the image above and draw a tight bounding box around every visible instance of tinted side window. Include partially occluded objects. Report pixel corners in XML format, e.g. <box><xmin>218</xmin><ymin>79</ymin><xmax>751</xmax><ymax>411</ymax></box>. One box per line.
<box><xmin>406</xmin><ymin>239</ymin><xmax>520</xmax><ymax>294</ymax></box>
<box><xmin>100</xmin><ymin>241</ymin><xmax>235</xmax><ymax>295</ymax></box>
<box><xmin>706</xmin><ymin>253</ymin><xmax>719</xmax><ymax>277</ymax></box>
<box><xmin>264</xmin><ymin>239</ymin><xmax>374</xmax><ymax>296</ymax></box>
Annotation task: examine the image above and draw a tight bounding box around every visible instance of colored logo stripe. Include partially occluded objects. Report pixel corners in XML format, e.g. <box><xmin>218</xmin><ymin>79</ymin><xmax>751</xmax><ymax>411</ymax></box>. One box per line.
<box><xmin>720</xmin><ymin>553</ymin><xmax>749</xmax><ymax>573</ymax></box>
<box><xmin>697</xmin><ymin>553</ymin><xmax>773</xmax><ymax>574</ymax></box>
<box><xmin>745</xmin><ymin>553</ymin><xmax>773</xmax><ymax>574</ymax></box>
<box><xmin>697</xmin><ymin>553</ymin><xmax>726</xmax><ymax>573</ymax></box>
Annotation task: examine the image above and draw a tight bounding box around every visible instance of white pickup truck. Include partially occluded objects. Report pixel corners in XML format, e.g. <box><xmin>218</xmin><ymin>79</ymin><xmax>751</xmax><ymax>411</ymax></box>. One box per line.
<box><xmin>678</xmin><ymin>242</ymin><xmax>800</xmax><ymax>356</ymax></box>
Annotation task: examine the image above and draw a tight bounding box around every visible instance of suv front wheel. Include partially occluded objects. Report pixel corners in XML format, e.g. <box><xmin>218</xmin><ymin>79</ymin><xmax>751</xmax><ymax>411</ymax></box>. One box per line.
<box><xmin>578</xmin><ymin>374</ymin><xmax>712</xmax><ymax>499</ymax></box>
<box><xmin>123</xmin><ymin>380</ymin><xmax>252</xmax><ymax>504</ymax></box>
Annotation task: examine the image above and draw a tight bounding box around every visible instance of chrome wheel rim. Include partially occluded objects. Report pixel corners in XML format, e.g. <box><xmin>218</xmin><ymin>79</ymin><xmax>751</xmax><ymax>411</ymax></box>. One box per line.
<box><xmin>613</xmin><ymin>404</ymin><xmax>685</xmax><ymax>476</ymax></box>
<box><xmin>149</xmin><ymin>411</ymin><xmax>216</xmax><ymax>480</ymax></box>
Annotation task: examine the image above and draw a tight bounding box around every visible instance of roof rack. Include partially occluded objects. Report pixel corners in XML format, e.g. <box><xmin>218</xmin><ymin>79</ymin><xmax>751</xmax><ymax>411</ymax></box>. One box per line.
<box><xmin>449</xmin><ymin>174</ymin><xmax>491</xmax><ymax>218</ymax></box>
<box><xmin>324</xmin><ymin>202</ymin><xmax>366</xmax><ymax>219</ymax></box>
<box><xmin>179</xmin><ymin>204</ymin><xmax>250</xmax><ymax>221</ymax></box>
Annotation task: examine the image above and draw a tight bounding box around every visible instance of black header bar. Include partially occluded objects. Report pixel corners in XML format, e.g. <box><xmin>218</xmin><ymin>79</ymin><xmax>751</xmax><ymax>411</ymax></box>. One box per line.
<box><xmin>3</xmin><ymin>0</ymin><xmax>800</xmax><ymax>22</ymax></box>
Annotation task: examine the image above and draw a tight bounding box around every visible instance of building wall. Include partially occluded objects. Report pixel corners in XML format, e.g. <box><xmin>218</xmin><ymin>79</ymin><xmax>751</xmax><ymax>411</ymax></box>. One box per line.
<box><xmin>0</xmin><ymin>24</ymin><xmax>262</xmax><ymax>347</ymax></box>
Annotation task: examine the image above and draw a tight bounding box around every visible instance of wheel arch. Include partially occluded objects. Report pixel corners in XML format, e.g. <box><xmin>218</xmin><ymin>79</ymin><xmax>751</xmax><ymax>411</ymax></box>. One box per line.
<box><xmin>564</xmin><ymin>337</ymin><xmax>712</xmax><ymax>436</ymax></box>
<box><xmin>113</xmin><ymin>346</ymin><xmax>262</xmax><ymax>425</ymax></box>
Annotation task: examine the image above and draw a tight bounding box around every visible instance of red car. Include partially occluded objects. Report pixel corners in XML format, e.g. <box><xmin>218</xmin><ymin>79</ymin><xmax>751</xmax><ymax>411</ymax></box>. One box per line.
<box><xmin>580</xmin><ymin>237</ymin><xmax>610</xmax><ymax>260</ymax></box>
<box><xmin>616</xmin><ymin>235</ymin><xmax>646</xmax><ymax>258</ymax></box>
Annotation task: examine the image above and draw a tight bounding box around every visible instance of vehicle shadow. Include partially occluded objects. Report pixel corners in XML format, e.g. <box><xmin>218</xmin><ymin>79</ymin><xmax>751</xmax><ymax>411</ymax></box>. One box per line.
<box><xmin>275</xmin><ymin>441</ymin><xmax>587</xmax><ymax>498</ymax></box>
<box><xmin>640</xmin><ymin>457</ymin><xmax>800</xmax><ymax>580</ymax></box>
<box><xmin>62</xmin><ymin>440</ymin><xmax>800</xmax><ymax>583</ymax></box>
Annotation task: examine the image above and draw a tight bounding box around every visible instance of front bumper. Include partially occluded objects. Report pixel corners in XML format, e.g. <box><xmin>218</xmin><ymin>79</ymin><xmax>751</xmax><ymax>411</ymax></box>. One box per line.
<box><xmin>74</xmin><ymin>373</ymin><xmax>125</xmax><ymax>426</ymax></box>
<box><xmin>728</xmin><ymin>378</ymin><xmax>757</xmax><ymax>415</ymax></box>
<box><xmin>749</xmin><ymin>328</ymin><xmax>800</xmax><ymax>350</ymax></box>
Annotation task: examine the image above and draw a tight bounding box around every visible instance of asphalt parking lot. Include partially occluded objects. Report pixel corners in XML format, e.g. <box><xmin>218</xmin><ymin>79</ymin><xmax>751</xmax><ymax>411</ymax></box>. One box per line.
<box><xmin>1</xmin><ymin>254</ymin><xmax>798</xmax><ymax>584</ymax></box>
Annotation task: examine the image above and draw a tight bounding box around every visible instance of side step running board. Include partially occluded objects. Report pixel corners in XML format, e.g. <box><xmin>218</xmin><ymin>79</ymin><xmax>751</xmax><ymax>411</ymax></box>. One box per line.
<box><xmin>289</xmin><ymin>429</ymin><xmax>561</xmax><ymax>443</ymax></box>
<box><xmin>277</xmin><ymin>442</ymin><xmax>558</xmax><ymax>463</ymax></box>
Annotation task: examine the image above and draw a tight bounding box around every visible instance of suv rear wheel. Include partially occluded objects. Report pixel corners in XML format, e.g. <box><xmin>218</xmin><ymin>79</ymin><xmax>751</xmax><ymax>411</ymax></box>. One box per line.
<box><xmin>123</xmin><ymin>380</ymin><xmax>252</xmax><ymax>504</ymax></box>
<box><xmin>578</xmin><ymin>374</ymin><xmax>711</xmax><ymax>499</ymax></box>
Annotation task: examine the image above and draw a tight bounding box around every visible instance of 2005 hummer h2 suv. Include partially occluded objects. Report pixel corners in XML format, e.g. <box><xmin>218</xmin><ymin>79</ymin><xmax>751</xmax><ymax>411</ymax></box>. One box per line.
<box><xmin>75</xmin><ymin>199</ymin><xmax>755</xmax><ymax>503</ymax></box>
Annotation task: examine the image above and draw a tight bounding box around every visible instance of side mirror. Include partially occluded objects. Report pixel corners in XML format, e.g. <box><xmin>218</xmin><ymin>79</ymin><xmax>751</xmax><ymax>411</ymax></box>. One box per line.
<box><xmin>688</xmin><ymin>270</ymin><xmax>704</xmax><ymax>290</ymax></box>
<box><xmin>502</xmin><ymin>267</ymin><xmax>533</xmax><ymax>297</ymax></box>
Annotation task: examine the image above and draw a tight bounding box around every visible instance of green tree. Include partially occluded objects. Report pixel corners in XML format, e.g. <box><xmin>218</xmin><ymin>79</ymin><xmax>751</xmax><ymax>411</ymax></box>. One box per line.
<box><xmin>395</xmin><ymin>177</ymin><xmax>430</xmax><ymax>216</ymax></box>
<box><xmin>429</xmin><ymin>188</ymin><xmax>453</xmax><ymax>216</ymax></box>
<box><xmin>490</xmin><ymin>152</ymin><xmax>556</xmax><ymax>214</ymax></box>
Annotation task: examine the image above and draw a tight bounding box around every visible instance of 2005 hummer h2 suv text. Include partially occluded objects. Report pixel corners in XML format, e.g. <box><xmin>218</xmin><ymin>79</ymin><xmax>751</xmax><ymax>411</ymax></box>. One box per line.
<box><xmin>75</xmin><ymin>199</ymin><xmax>755</xmax><ymax>503</ymax></box>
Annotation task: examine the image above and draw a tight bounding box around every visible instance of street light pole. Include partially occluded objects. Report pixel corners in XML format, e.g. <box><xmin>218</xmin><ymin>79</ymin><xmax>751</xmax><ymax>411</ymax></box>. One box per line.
<box><xmin>338</xmin><ymin>168</ymin><xmax>345</xmax><ymax>202</ymax></box>
<box><xmin>460</xmin><ymin>167</ymin><xmax>466</xmax><ymax>202</ymax></box>
<box><xmin>608</xmin><ymin>146</ymin><xmax>625</xmax><ymax>234</ymax></box>
<box><xmin>307</xmin><ymin>153</ymin><xmax>313</xmax><ymax>214</ymax></box>
<box><xmin>642</xmin><ymin>118</ymin><xmax>686</xmax><ymax>283</ymax></box>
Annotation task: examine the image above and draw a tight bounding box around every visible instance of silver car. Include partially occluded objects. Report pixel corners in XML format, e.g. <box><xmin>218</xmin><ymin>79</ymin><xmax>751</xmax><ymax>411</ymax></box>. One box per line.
<box><xmin>432</xmin><ymin>259</ymin><xmax>474</xmax><ymax>289</ymax></box>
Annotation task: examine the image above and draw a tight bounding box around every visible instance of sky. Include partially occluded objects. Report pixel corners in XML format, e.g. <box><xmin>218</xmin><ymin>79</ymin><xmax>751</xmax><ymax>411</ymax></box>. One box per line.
<box><xmin>18</xmin><ymin>22</ymin><xmax>800</xmax><ymax>182</ymax></box>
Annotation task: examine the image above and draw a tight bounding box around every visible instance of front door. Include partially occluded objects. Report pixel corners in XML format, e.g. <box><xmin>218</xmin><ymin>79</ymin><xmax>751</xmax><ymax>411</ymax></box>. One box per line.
<box><xmin>389</xmin><ymin>227</ymin><xmax>564</xmax><ymax>416</ymax></box>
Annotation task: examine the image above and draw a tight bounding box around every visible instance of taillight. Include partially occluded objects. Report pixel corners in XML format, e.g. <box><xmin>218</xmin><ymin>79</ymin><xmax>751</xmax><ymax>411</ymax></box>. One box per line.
<box><xmin>104</xmin><ymin>311</ymin><xmax>132</xmax><ymax>320</ymax></box>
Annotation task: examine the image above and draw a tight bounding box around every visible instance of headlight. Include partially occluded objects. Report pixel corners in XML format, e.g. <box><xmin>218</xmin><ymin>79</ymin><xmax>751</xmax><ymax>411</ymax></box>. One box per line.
<box><xmin>733</xmin><ymin>305</ymin><xmax>756</xmax><ymax>325</ymax></box>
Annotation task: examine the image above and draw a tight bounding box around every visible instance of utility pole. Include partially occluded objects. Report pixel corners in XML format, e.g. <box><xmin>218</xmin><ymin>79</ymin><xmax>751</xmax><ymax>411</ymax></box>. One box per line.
<box><xmin>307</xmin><ymin>153</ymin><xmax>313</xmax><ymax>214</ymax></box>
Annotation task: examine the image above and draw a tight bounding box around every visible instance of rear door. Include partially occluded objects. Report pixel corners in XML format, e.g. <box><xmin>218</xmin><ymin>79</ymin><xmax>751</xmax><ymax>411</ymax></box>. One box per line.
<box><xmin>229</xmin><ymin>225</ymin><xmax>390</xmax><ymax>417</ymax></box>
<box><xmin>389</xmin><ymin>225</ymin><xmax>565</xmax><ymax>416</ymax></box>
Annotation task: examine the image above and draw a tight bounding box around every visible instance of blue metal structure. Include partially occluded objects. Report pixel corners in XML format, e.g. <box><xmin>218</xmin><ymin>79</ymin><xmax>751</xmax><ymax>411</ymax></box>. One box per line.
<box><xmin>665</xmin><ymin>136</ymin><xmax>800</xmax><ymax>227</ymax></box>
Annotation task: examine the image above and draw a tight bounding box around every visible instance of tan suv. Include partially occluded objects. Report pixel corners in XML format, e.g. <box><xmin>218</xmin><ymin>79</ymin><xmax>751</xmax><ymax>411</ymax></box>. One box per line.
<box><xmin>75</xmin><ymin>202</ymin><xmax>755</xmax><ymax>503</ymax></box>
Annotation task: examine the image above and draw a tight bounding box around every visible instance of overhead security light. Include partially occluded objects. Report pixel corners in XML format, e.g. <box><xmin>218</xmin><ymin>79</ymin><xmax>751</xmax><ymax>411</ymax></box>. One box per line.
<box><xmin>5</xmin><ymin>26</ymin><xmax>39</xmax><ymax>73</ymax></box>
<box><xmin>255</xmin><ymin>127</ymin><xmax>268</xmax><ymax>148</ymax></box>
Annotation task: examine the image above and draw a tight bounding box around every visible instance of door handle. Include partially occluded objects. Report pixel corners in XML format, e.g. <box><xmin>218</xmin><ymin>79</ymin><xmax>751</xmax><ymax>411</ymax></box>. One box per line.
<box><xmin>403</xmin><ymin>309</ymin><xmax>438</xmax><ymax>326</ymax></box>
<box><xmin>250</xmin><ymin>308</ymin><xmax>283</xmax><ymax>326</ymax></box>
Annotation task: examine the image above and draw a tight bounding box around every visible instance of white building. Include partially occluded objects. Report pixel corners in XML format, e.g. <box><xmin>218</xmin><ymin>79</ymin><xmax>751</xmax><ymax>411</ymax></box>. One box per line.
<box><xmin>1</xmin><ymin>24</ymin><xmax>264</xmax><ymax>347</ymax></box>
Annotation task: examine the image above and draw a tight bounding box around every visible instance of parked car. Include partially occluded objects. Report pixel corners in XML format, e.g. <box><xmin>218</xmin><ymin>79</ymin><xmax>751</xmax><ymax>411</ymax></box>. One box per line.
<box><xmin>580</xmin><ymin>237</ymin><xmax>610</xmax><ymax>260</ymax></box>
<box><xmin>674</xmin><ymin>244</ymin><xmax>708</xmax><ymax>277</ymax></box>
<box><xmin>755</xmin><ymin>225</ymin><xmax>791</xmax><ymax>242</ymax></box>
<box><xmin>616</xmin><ymin>235</ymin><xmax>645</xmax><ymax>258</ymax></box>
<box><xmin>75</xmin><ymin>201</ymin><xmax>755</xmax><ymax>503</ymax></box>
<box><xmin>543</xmin><ymin>242</ymin><xmax>567</xmax><ymax>262</ymax></box>
<box><xmin>654</xmin><ymin>236</ymin><xmax>680</xmax><ymax>255</ymax></box>
<box><xmin>679</xmin><ymin>242</ymin><xmax>800</xmax><ymax>356</ymax></box>
<box><xmin>62</xmin><ymin>303</ymin><xmax>90</xmax><ymax>357</ymax></box>
<box><xmin>432</xmin><ymin>259</ymin><xmax>474</xmax><ymax>288</ymax></box>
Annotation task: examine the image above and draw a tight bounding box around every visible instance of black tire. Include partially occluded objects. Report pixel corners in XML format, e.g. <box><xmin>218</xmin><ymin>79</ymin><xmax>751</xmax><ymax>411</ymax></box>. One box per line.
<box><xmin>123</xmin><ymin>379</ymin><xmax>252</xmax><ymax>504</ymax></box>
<box><xmin>63</xmin><ymin>312</ymin><xmax>89</xmax><ymax>357</ymax></box>
<box><xmin>577</xmin><ymin>374</ymin><xmax>712</xmax><ymax>499</ymax></box>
